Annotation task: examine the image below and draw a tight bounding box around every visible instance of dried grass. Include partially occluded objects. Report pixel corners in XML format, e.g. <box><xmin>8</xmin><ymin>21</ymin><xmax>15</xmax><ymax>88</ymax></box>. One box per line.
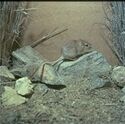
<box><xmin>103</xmin><ymin>2</ymin><xmax>125</xmax><ymax>65</ymax></box>
<box><xmin>0</xmin><ymin>2</ymin><xmax>29</xmax><ymax>66</ymax></box>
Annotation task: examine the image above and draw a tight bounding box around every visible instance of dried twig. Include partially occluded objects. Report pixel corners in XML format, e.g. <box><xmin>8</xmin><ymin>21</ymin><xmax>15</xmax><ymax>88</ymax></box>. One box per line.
<box><xmin>100</xmin><ymin>26</ymin><xmax>123</xmax><ymax>65</ymax></box>
<box><xmin>31</xmin><ymin>28</ymin><xmax>68</xmax><ymax>48</ymax></box>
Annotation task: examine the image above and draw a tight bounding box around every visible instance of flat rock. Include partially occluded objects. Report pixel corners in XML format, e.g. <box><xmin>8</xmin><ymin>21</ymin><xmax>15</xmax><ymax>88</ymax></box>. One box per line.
<box><xmin>57</xmin><ymin>51</ymin><xmax>111</xmax><ymax>76</ymax></box>
<box><xmin>111</xmin><ymin>66</ymin><xmax>125</xmax><ymax>87</ymax></box>
<box><xmin>10</xmin><ymin>62</ymin><xmax>42</xmax><ymax>78</ymax></box>
<box><xmin>55</xmin><ymin>50</ymin><xmax>112</xmax><ymax>90</ymax></box>
<box><xmin>10</xmin><ymin>62</ymin><xmax>63</xmax><ymax>85</ymax></box>
<box><xmin>0</xmin><ymin>66</ymin><xmax>15</xmax><ymax>82</ymax></box>
<box><xmin>37</xmin><ymin>63</ymin><xmax>64</xmax><ymax>85</ymax></box>
<box><xmin>2</xmin><ymin>86</ymin><xmax>27</xmax><ymax>106</ymax></box>
<box><xmin>12</xmin><ymin>46</ymin><xmax>46</xmax><ymax>68</ymax></box>
<box><xmin>82</xmin><ymin>75</ymin><xmax>110</xmax><ymax>90</ymax></box>
<box><xmin>15</xmin><ymin>77</ymin><xmax>34</xmax><ymax>96</ymax></box>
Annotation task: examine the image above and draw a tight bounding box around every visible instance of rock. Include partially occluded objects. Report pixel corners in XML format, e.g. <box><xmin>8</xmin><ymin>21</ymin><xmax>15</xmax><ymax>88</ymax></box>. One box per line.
<box><xmin>0</xmin><ymin>66</ymin><xmax>15</xmax><ymax>82</ymax></box>
<box><xmin>10</xmin><ymin>49</ymin><xmax>112</xmax><ymax>89</ymax></box>
<box><xmin>82</xmin><ymin>74</ymin><xmax>110</xmax><ymax>90</ymax></box>
<box><xmin>57</xmin><ymin>51</ymin><xmax>111</xmax><ymax>76</ymax></box>
<box><xmin>37</xmin><ymin>63</ymin><xmax>64</xmax><ymax>85</ymax></box>
<box><xmin>10</xmin><ymin>62</ymin><xmax>64</xmax><ymax>85</ymax></box>
<box><xmin>15</xmin><ymin>77</ymin><xmax>34</xmax><ymax>96</ymax></box>
<box><xmin>10</xmin><ymin>46</ymin><xmax>63</xmax><ymax>85</ymax></box>
<box><xmin>12</xmin><ymin>46</ymin><xmax>46</xmax><ymax>68</ymax></box>
<box><xmin>2</xmin><ymin>86</ymin><xmax>27</xmax><ymax>106</ymax></box>
<box><xmin>10</xmin><ymin>62</ymin><xmax>42</xmax><ymax>78</ymax></box>
<box><xmin>54</xmin><ymin>50</ymin><xmax>112</xmax><ymax>90</ymax></box>
<box><xmin>34</xmin><ymin>83</ymin><xmax>48</xmax><ymax>95</ymax></box>
<box><xmin>111</xmin><ymin>66</ymin><xmax>125</xmax><ymax>87</ymax></box>
<box><xmin>10</xmin><ymin>67</ymin><xmax>27</xmax><ymax>78</ymax></box>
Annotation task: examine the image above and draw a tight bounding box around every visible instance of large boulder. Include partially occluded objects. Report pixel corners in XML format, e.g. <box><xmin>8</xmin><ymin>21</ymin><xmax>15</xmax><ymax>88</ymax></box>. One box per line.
<box><xmin>11</xmin><ymin>47</ymin><xmax>112</xmax><ymax>89</ymax></box>
<box><xmin>55</xmin><ymin>50</ymin><xmax>112</xmax><ymax>90</ymax></box>
<box><xmin>57</xmin><ymin>51</ymin><xmax>111</xmax><ymax>76</ymax></box>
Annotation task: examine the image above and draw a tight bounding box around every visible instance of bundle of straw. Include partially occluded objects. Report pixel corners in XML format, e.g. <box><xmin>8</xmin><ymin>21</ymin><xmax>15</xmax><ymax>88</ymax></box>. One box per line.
<box><xmin>103</xmin><ymin>2</ymin><xmax>125</xmax><ymax>65</ymax></box>
<box><xmin>0</xmin><ymin>2</ymin><xmax>28</xmax><ymax>66</ymax></box>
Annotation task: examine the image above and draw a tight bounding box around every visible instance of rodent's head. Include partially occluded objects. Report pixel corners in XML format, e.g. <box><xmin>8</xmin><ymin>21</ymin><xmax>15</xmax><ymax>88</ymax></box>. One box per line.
<box><xmin>78</xmin><ymin>39</ymin><xmax>92</xmax><ymax>52</ymax></box>
<box><xmin>62</xmin><ymin>39</ymin><xmax>93</xmax><ymax>59</ymax></box>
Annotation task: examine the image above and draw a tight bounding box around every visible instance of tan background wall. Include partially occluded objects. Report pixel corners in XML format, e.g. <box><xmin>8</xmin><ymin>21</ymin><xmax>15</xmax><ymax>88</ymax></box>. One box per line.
<box><xmin>23</xmin><ymin>2</ymin><xmax>118</xmax><ymax>65</ymax></box>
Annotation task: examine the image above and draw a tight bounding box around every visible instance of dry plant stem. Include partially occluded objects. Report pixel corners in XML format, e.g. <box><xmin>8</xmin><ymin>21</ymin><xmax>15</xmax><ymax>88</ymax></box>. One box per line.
<box><xmin>31</xmin><ymin>28</ymin><xmax>68</xmax><ymax>48</ymax></box>
<box><xmin>0</xmin><ymin>2</ymin><xmax>28</xmax><ymax>65</ymax></box>
<box><xmin>100</xmin><ymin>29</ymin><xmax>123</xmax><ymax>65</ymax></box>
<box><xmin>102</xmin><ymin>2</ymin><xmax>125</xmax><ymax>65</ymax></box>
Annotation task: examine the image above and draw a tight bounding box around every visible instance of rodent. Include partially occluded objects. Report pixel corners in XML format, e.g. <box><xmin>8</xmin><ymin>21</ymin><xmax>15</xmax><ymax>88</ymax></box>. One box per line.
<box><xmin>41</xmin><ymin>39</ymin><xmax>93</xmax><ymax>76</ymax></box>
<box><xmin>60</xmin><ymin>39</ymin><xmax>92</xmax><ymax>61</ymax></box>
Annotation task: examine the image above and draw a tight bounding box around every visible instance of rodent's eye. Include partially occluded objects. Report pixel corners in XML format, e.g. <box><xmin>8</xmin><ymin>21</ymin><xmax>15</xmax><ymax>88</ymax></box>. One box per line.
<box><xmin>85</xmin><ymin>43</ymin><xmax>89</xmax><ymax>47</ymax></box>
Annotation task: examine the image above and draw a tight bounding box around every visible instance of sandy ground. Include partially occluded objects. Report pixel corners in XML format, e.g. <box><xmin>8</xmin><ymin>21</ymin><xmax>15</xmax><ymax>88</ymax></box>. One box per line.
<box><xmin>0</xmin><ymin>79</ymin><xmax>125</xmax><ymax>124</ymax></box>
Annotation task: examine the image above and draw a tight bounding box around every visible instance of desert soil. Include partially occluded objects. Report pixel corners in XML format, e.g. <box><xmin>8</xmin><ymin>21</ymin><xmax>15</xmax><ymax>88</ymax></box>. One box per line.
<box><xmin>0</xmin><ymin>79</ymin><xmax>125</xmax><ymax>124</ymax></box>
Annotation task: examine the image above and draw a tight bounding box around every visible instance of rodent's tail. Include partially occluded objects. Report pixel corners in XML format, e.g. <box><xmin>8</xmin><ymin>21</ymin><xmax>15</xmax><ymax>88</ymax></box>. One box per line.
<box><xmin>52</xmin><ymin>56</ymin><xmax>63</xmax><ymax>66</ymax></box>
<box><xmin>52</xmin><ymin>56</ymin><xmax>64</xmax><ymax>71</ymax></box>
